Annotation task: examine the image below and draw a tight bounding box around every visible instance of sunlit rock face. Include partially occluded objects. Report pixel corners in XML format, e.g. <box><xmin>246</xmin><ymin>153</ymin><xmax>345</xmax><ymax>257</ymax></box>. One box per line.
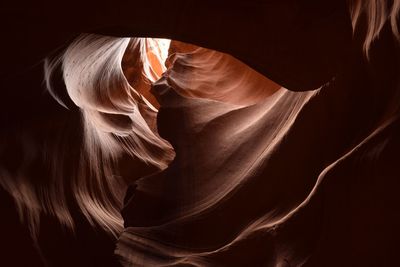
<box><xmin>2</xmin><ymin>1</ymin><xmax>400</xmax><ymax>266</ymax></box>
<box><xmin>116</xmin><ymin>38</ymin><xmax>400</xmax><ymax>267</ymax></box>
